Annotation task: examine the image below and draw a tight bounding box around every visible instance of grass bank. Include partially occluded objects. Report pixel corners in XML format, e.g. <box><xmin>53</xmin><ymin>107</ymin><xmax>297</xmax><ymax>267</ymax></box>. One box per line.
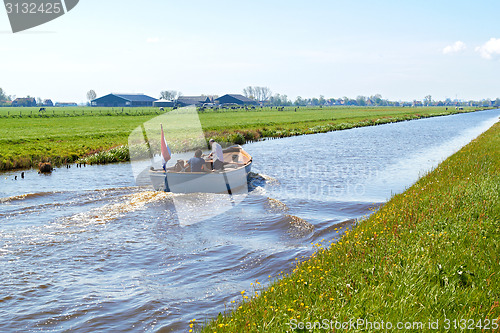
<box><xmin>200</xmin><ymin>122</ymin><xmax>500</xmax><ymax>332</ymax></box>
<box><xmin>0</xmin><ymin>115</ymin><xmax>155</xmax><ymax>170</ymax></box>
<box><xmin>0</xmin><ymin>106</ymin><xmax>484</xmax><ymax>171</ymax></box>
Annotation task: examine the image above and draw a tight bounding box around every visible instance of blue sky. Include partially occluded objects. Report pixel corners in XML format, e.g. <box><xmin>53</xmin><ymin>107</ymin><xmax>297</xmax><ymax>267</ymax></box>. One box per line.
<box><xmin>1</xmin><ymin>0</ymin><xmax>500</xmax><ymax>103</ymax></box>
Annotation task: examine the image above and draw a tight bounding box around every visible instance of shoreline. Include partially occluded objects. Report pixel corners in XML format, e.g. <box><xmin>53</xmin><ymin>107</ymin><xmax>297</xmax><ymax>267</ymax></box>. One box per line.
<box><xmin>1</xmin><ymin>107</ymin><xmax>490</xmax><ymax>173</ymax></box>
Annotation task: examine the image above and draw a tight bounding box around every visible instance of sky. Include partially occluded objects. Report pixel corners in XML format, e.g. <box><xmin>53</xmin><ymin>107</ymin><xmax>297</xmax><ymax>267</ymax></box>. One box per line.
<box><xmin>1</xmin><ymin>0</ymin><xmax>500</xmax><ymax>103</ymax></box>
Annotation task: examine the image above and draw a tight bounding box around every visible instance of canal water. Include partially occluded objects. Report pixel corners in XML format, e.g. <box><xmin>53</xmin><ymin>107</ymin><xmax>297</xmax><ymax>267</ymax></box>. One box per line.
<box><xmin>0</xmin><ymin>110</ymin><xmax>498</xmax><ymax>332</ymax></box>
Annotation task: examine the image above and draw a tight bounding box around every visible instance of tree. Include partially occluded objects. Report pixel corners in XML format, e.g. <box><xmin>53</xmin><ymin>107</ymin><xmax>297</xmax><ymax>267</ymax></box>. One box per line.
<box><xmin>356</xmin><ymin>95</ymin><xmax>367</xmax><ymax>106</ymax></box>
<box><xmin>36</xmin><ymin>97</ymin><xmax>42</xmax><ymax>106</ymax></box>
<box><xmin>424</xmin><ymin>95</ymin><xmax>432</xmax><ymax>106</ymax></box>
<box><xmin>0</xmin><ymin>88</ymin><xmax>8</xmax><ymax>102</ymax></box>
<box><xmin>160</xmin><ymin>90</ymin><xmax>179</xmax><ymax>100</ymax></box>
<box><xmin>87</xmin><ymin>90</ymin><xmax>97</xmax><ymax>103</ymax></box>
<box><xmin>243</xmin><ymin>86</ymin><xmax>272</xmax><ymax>102</ymax></box>
<box><xmin>371</xmin><ymin>94</ymin><xmax>383</xmax><ymax>106</ymax></box>
<box><xmin>268</xmin><ymin>93</ymin><xmax>291</xmax><ymax>106</ymax></box>
<box><xmin>255</xmin><ymin>87</ymin><xmax>264</xmax><ymax>101</ymax></box>
<box><xmin>243</xmin><ymin>86</ymin><xmax>255</xmax><ymax>99</ymax></box>
<box><xmin>258</xmin><ymin>87</ymin><xmax>272</xmax><ymax>102</ymax></box>
<box><xmin>294</xmin><ymin>96</ymin><xmax>304</xmax><ymax>106</ymax></box>
<box><xmin>318</xmin><ymin>95</ymin><xmax>325</xmax><ymax>106</ymax></box>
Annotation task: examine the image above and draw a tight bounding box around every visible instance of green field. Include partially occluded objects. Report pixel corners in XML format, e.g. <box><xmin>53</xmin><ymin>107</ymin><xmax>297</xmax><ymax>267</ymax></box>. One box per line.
<box><xmin>0</xmin><ymin>106</ymin><xmax>163</xmax><ymax>118</ymax></box>
<box><xmin>200</xmin><ymin>122</ymin><xmax>500</xmax><ymax>332</ymax></box>
<box><xmin>0</xmin><ymin>106</ymin><xmax>483</xmax><ymax>171</ymax></box>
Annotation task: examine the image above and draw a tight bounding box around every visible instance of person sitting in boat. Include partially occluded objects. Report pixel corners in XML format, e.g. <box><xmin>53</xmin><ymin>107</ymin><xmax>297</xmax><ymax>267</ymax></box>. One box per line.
<box><xmin>187</xmin><ymin>149</ymin><xmax>207</xmax><ymax>172</ymax></box>
<box><xmin>208</xmin><ymin>139</ymin><xmax>224</xmax><ymax>170</ymax></box>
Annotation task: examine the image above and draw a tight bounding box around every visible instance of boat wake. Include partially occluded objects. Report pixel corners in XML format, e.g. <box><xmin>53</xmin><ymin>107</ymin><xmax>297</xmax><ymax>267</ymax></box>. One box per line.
<box><xmin>247</xmin><ymin>172</ymin><xmax>279</xmax><ymax>195</ymax></box>
<box><xmin>0</xmin><ymin>191</ymin><xmax>60</xmax><ymax>203</ymax></box>
<box><xmin>64</xmin><ymin>191</ymin><xmax>172</xmax><ymax>225</ymax></box>
<box><xmin>285</xmin><ymin>214</ymin><xmax>315</xmax><ymax>238</ymax></box>
<box><xmin>265</xmin><ymin>197</ymin><xmax>289</xmax><ymax>212</ymax></box>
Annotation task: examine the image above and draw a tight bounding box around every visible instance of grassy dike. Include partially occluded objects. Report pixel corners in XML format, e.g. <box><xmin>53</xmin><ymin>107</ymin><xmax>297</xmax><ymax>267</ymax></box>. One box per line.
<box><xmin>200</xmin><ymin>122</ymin><xmax>500</xmax><ymax>332</ymax></box>
<box><xmin>0</xmin><ymin>106</ymin><xmax>482</xmax><ymax>171</ymax></box>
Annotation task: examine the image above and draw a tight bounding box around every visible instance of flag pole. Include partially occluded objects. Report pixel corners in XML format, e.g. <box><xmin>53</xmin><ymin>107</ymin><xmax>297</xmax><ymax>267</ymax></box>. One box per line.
<box><xmin>160</xmin><ymin>124</ymin><xmax>171</xmax><ymax>192</ymax></box>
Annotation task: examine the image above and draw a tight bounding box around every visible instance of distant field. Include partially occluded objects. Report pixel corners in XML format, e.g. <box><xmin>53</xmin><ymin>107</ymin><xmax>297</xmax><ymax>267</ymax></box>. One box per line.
<box><xmin>0</xmin><ymin>106</ymin><xmax>483</xmax><ymax>171</ymax></box>
<box><xmin>199</xmin><ymin>106</ymin><xmax>463</xmax><ymax>132</ymax></box>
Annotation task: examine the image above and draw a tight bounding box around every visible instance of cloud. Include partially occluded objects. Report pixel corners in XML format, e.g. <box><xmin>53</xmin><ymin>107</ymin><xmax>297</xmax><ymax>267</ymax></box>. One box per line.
<box><xmin>475</xmin><ymin>38</ymin><xmax>500</xmax><ymax>60</ymax></box>
<box><xmin>442</xmin><ymin>41</ymin><xmax>466</xmax><ymax>55</ymax></box>
<box><xmin>146</xmin><ymin>37</ymin><xmax>160</xmax><ymax>43</ymax></box>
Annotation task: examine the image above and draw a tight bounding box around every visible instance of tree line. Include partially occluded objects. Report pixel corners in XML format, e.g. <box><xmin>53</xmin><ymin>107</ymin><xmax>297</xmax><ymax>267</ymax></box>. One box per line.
<box><xmin>241</xmin><ymin>87</ymin><xmax>500</xmax><ymax>107</ymax></box>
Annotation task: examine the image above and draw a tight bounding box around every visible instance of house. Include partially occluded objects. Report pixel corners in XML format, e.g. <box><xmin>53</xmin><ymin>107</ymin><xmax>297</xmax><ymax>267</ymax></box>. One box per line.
<box><xmin>215</xmin><ymin>94</ymin><xmax>258</xmax><ymax>106</ymax></box>
<box><xmin>43</xmin><ymin>99</ymin><xmax>54</xmax><ymax>107</ymax></box>
<box><xmin>153</xmin><ymin>99</ymin><xmax>174</xmax><ymax>107</ymax></box>
<box><xmin>55</xmin><ymin>102</ymin><xmax>78</xmax><ymax>107</ymax></box>
<box><xmin>91</xmin><ymin>93</ymin><xmax>157</xmax><ymax>107</ymax></box>
<box><xmin>176</xmin><ymin>96</ymin><xmax>212</xmax><ymax>107</ymax></box>
<box><xmin>12</xmin><ymin>97</ymin><xmax>36</xmax><ymax>107</ymax></box>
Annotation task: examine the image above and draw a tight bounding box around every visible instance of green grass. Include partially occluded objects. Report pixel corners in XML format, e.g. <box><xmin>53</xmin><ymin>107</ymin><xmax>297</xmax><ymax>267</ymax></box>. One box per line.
<box><xmin>0</xmin><ymin>114</ymin><xmax>155</xmax><ymax>169</ymax></box>
<box><xmin>199</xmin><ymin>122</ymin><xmax>500</xmax><ymax>332</ymax></box>
<box><xmin>0</xmin><ymin>106</ymin><xmax>484</xmax><ymax>171</ymax></box>
<box><xmin>0</xmin><ymin>106</ymin><xmax>168</xmax><ymax>118</ymax></box>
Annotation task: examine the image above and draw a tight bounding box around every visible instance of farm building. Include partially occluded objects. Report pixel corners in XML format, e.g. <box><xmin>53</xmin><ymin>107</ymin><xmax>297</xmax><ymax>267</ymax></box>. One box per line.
<box><xmin>55</xmin><ymin>102</ymin><xmax>78</xmax><ymax>107</ymax></box>
<box><xmin>12</xmin><ymin>97</ymin><xmax>37</xmax><ymax>107</ymax></box>
<box><xmin>215</xmin><ymin>94</ymin><xmax>258</xmax><ymax>106</ymax></box>
<box><xmin>91</xmin><ymin>93</ymin><xmax>156</xmax><ymax>107</ymax></box>
<box><xmin>153</xmin><ymin>99</ymin><xmax>174</xmax><ymax>107</ymax></box>
<box><xmin>176</xmin><ymin>96</ymin><xmax>212</xmax><ymax>107</ymax></box>
<box><xmin>43</xmin><ymin>99</ymin><xmax>54</xmax><ymax>107</ymax></box>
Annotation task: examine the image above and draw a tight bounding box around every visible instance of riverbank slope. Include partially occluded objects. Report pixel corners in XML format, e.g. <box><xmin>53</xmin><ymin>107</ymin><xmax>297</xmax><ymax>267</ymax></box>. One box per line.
<box><xmin>201</xmin><ymin>121</ymin><xmax>500</xmax><ymax>332</ymax></box>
